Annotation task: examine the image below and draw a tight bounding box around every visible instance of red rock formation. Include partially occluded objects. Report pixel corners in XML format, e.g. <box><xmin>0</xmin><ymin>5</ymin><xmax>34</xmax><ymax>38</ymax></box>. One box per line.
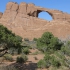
<box><xmin>0</xmin><ymin>12</ymin><xmax>3</xmax><ymax>19</ymax></box>
<box><xmin>0</xmin><ymin>2</ymin><xmax>70</xmax><ymax>40</ymax></box>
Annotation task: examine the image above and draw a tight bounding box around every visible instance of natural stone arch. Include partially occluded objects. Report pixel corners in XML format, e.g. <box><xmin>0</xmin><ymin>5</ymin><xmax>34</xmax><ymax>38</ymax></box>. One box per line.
<box><xmin>1</xmin><ymin>2</ymin><xmax>70</xmax><ymax>40</ymax></box>
<box><xmin>37</xmin><ymin>10</ymin><xmax>53</xmax><ymax>21</ymax></box>
<box><xmin>38</xmin><ymin>11</ymin><xmax>53</xmax><ymax>21</ymax></box>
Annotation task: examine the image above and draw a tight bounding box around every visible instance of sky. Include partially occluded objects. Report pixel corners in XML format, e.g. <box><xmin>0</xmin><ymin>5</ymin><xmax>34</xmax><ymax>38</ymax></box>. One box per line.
<box><xmin>0</xmin><ymin>0</ymin><xmax>70</xmax><ymax>20</ymax></box>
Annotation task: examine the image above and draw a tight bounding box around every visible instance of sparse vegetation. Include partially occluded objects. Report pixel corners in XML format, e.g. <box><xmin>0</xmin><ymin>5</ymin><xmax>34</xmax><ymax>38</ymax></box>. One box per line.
<box><xmin>3</xmin><ymin>54</ymin><xmax>13</xmax><ymax>62</ymax></box>
<box><xmin>22</xmin><ymin>47</ymin><xmax>30</xmax><ymax>55</ymax></box>
<box><xmin>16</xmin><ymin>55</ymin><xmax>28</xmax><ymax>63</ymax></box>
<box><xmin>0</xmin><ymin>24</ymin><xmax>70</xmax><ymax>70</ymax></box>
<box><xmin>37</xmin><ymin>59</ymin><xmax>47</xmax><ymax>68</ymax></box>
<box><xmin>37</xmin><ymin>32</ymin><xmax>70</xmax><ymax>69</ymax></box>
<box><xmin>0</xmin><ymin>25</ymin><xmax>22</xmax><ymax>56</ymax></box>
<box><xmin>32</xmin><ymin>51</ymin><xmax>39</xmax><ymax>55</ymax></box>
<box><xmin>0</xmin><ymin>65</ymin><xmax>18</xmax><ymax>70</ymax></box>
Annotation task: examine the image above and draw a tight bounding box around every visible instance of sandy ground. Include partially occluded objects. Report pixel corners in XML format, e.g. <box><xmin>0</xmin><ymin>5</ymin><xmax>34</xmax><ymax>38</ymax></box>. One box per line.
<box><xmin>0</xmin><ymin>49</ymin><xmax>49</xmax><ymax>70</ymax></box>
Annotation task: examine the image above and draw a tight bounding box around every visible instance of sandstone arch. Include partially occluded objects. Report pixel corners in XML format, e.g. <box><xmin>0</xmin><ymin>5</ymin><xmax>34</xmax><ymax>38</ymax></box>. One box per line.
<box><xmin>37</xmin><ymin>10</ymin><xmax>53</xmax><ymax>21</ymax></box>
<box><xmin>0</xmin><ymin>2</ymin><xmax>70</xmax><ymax>40</ymax></box>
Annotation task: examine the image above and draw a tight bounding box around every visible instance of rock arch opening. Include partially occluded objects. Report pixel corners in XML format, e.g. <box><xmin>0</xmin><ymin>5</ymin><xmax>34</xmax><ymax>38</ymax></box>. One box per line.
<box><xmin>37</xmin><ymin>11</ymin><xmax>53</xmax><ymax>21</ymax></box>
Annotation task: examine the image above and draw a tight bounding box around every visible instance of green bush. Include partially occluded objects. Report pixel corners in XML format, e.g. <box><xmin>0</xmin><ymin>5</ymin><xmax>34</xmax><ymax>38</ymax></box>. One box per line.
<box><xmin>33</xmin><ymin>38</ymin><xmax>37</xmax><ymax>41</ymax></box>
<box><xmin>52</xmin><ymin>59</ymin><xmax>61</xmax><ymax>68</ymax></box>
<box><xmin>8</xmin><ymin>48</ymin><xmax>18</xmax><ymax>55</ymax></box>
<box><xmin>37</xmin><ymin>54</ymin><xmax>51</xmax><ymax>68</ymax></box>
<box><xmin>37</xmin><ymin>32</ymin><xmax>63</xmax><ymax>53</ymax></box>
<box><xmin>3</xmin><ymin>54</ymin><xmax>13</xmax><ymax>62</ymax></box>
<box><xmin>37</xmin><ymin>59</ymin><xmax>47</xmax><ymax>68</ymax></box>
<box><xmin>23</xmin><ymin>48</ymin><xmax>30</xmax><ymax>55</ymax></box>
<box><xmin>32</xmin><ymin>51</ymin><xmax>39</xmax><ymax>55</ymax></box>
<box><xmin>51</xmin><ymin>55</ymin><xmax>61</xmax><ymax>68</ymax></box>
<box><xmin>65</xmin><ymin>59</ymin><xmax>70</xmax><ymax>68</ymax></box>
<box><xmin>44</xmin><ymin>54</ymin><xmax>51</xmax><ymax>68</ymax></box>
<box><xmin>44</xmin><ymin>54</ymin><xmax>61</xmax><ymax>68</ymax></box>
<box><xmin>49</xmin><ymin>37</ymin><xmax>62</xmax><ymax>50</ymax></box>
<box><xmin>16</xmin><ymin>55</ymin><xmax>28</xmax><ymax>63</ymax></box>
<box><xmin>0</xmin><ymin>25</ymin><xmax>22</xmax><ymax>56</ymax></box>
<box><xmin>61</xmin><ymin>41</ymin><xmax>70</xmax><ymax>56</ymax></box>
<box><xmin>44</xmin><ymin>54</ymin><xmax>51</xmax><ymax>61</ymax></box>
<box><xmin>54</xmin><ymin>51</ymin><xmax>66</xmax><ymax>60</ymax></box>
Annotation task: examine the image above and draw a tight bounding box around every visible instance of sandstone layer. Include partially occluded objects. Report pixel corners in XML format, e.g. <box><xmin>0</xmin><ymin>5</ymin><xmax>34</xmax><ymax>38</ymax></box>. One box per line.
<box><xmin>0</xmin><ymin>2</ymin><xmax>70</xmax><ymax>40</ymax></box>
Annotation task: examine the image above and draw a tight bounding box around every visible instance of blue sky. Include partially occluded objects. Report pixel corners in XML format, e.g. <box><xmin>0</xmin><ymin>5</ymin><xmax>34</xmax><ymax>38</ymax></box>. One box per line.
<box><xmin>0</xmin><ymin>0</ymin><xmax>70</xmax><ymax>20</ymax></box>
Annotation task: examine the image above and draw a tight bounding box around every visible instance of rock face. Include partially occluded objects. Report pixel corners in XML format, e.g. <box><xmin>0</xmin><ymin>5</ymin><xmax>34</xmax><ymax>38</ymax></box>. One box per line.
<box><xmin>0</xmin><ymin>12</ymin><xmax>3</xmax><ymax>19</ymax></box>
<box><xmin>0</xmin><ymin>2</ymin><xmax>70</xmax><ymax>40</ymax></box>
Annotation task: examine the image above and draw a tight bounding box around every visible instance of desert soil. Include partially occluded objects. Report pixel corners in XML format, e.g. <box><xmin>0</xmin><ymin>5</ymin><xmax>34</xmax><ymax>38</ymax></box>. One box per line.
<box><xmin>0</xmin><ymin>49</ymin><xmax>49</xmax><ymax>70</ymax></box>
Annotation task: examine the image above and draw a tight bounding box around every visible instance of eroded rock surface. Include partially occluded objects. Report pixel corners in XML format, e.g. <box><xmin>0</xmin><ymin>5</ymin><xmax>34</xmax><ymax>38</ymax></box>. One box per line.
<box><xmin>0</xmin><ymin>2</ymin><xmax>70</xmax><ymax>40</ymax></box>
<box><xmin>0</xmin><ymin>12</ymin><xmax>3</xmax><ymax>19</ymax></box>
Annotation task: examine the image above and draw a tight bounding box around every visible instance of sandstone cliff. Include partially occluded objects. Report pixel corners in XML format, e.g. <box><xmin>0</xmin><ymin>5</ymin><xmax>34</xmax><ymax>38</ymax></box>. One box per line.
<box><xmin>0</xmin><ymin>2</ymin><xmax>70</xmax><ymax>40</ymax></box>
<box><xmin>0</xmin><ymin>12</ymin><xmax>3</xmax><ymax>19</ymax></box>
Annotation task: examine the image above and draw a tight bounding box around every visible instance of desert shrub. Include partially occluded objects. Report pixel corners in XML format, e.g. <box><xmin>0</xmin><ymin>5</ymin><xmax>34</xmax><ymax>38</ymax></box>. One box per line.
<box><xmin>37</xmin><ymin>54</ymin><xmax>52</xmax><ymax>69</ymax></box>
<box><xmin>36</xmin><ymin>32</ymin><xmax>70</xmax><ymax>69</ymax></box>
<box><xmin>21</xmin><ymin>40</ymin><xmax>37</xmax><ymax>50</ymax></box>
<box><xmin>8</xmin><ymin>47</ymin><xmax>22</xmax><ymax>55</ymax></box>
<box><xmin>44</xmin><ymin>54</ymin><xmax>61</xmax><ymax>68</ymax></box>
<box><xmin>3</xmin><ymin>54</ymin><xmax>13</xmax><ymax>62</ymax></box>
<box><xmin>21</xmin><ymin>41</ymin><xmax>30</xmax><ymax>48</ymax></box>
<box><xmin>38</xmin><ymin>54</ymin><xmax>61</xmax><ymax>68</ymax></box>
<box><xmin>16</xmin><ymin>57</ymin><xmax>24</xmax><ymax>63</ymax></box>
<box><xmin>37</xmin><ymin>32</ymin><xmax>63</xmax><ymax>53</ymax></box>
<box><xmin>37</xmin><ymin>59</ymin><xmax>47</xmax><ymax>68</ymax></box>
<box><xmin>51</xmin><ymin>55</ymin><xmax>61</xmax><ymax>68</ymax></box>
<box><xmin>65</xmin><ymin>59</ymin><xmax>70</xmax><ymax>68</ymax></box>
<box><xmin>32</xmin><ymin>51</ymin><xmax>39</xmax><ymax>55</ymax></box>
<box><xmin>52</xmin><ymin>59</ymin><xmax>61</xmax><ymax>68</ymax></box>
<box><xmin>33</xmin><ymin>38</ymin><xmax>37</xmax><ymax>41</ymax></box>
<box><xmin>61</xmin><ymin>41</ymin><xmax>70</xmax><ymax>56</ymax></box>
<box><xmin>44</xmin><ymin>54</ymin><xmax>51</xmax><ymax>68</ymax></box>
<box><xmin>22</xmin><ymin>48</ymin><xmax>30</xmax><ymax>55</ymax></box>
<box><xmin>49</xmin><ymin>37</ymin><xmax>63</xmax><ymax>50</ymax></box>
<box><xmin>44</xmin><ymin>53</ymin><xmax>51</xmax><ymax>61</ymax></box>
<box><xmin>54</xmin><ymin>51</ymin><xmax>67</xmax><ymax>66</ymax></box>
<box><xmin>0</xmin><ymin>25</ymin><xmax>22</xmax><ymax>56</ymax></box>
<box><xmin>17</xmin><ymin>46</ymin><xmax>23</xmax><ymax>54</ymax></box>
<box><xmin>16</xmin><ymin>55</ymin><xmax>28</xmax><ymax>63</ymax></box>
<box><xmin>29</xmin><ymin>41</ymin><xmax>37</xmax><ymax>49</ymax></box>
<box><xmin>54</xmin><ymin>51</ymin><xmax>66</xmax><ymax>60</ymax></box>
<box><xmin>8</xmin><ymin>48</ymin><xmax>18</xmax><ymax>55</ymax></box>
